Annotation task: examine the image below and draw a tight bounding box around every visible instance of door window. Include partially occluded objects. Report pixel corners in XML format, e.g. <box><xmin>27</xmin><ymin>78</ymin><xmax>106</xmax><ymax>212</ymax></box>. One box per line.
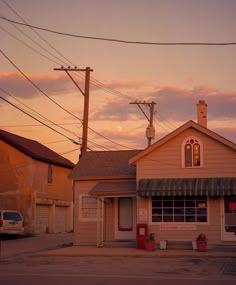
<box><xmin>118</xmin><ymin>198</ymin><xmax>133</xmax><ymax>231</ymax></box>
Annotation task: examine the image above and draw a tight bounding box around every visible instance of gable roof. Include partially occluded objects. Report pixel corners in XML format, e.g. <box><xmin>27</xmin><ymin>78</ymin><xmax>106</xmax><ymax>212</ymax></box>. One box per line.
<box><xmin>129</xmin><ymin>120</ymin><xmax>236</xmax><ymax>165</ymax></box>
<box><xmin>0</xmin><ymin>129</ymin><xmax>74</xmax><ymax>168</ymax></box>
<box><xmin>69</xmin><ymin>149</ymin><xmax>140</xmax><ymax>180</ymax></box>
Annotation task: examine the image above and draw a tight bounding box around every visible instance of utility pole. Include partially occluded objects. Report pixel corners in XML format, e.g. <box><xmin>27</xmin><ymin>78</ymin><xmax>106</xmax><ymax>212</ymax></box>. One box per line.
<box><xmin>130</xmin><ymin>101</ymin><xmax>156</xmax><ymax>147</ymax></box>
<box><xmin>54</xmin><ymin>66</ymin><xmax>93</xmax><ymax>157</ymax></box>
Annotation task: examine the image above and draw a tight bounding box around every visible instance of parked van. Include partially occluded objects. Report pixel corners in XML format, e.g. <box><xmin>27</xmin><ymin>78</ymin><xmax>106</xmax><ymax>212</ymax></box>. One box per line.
<box><xmin>0</xmin><ymin>210</ymin><xmax>24</xmax><ymax>235</ymax></box>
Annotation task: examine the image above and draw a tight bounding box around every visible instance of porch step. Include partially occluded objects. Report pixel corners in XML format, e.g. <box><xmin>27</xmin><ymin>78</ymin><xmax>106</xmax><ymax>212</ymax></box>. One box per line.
<box><xmin>103</xmin><ymin>240</ymin><xmax>136</xmax><ymax>248</ymax></box>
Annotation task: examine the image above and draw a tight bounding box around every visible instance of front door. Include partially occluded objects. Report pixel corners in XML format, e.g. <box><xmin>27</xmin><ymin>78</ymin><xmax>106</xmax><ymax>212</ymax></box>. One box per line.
<box><xmin>222</xmin><ymin>196</ymin><xmax>236</xmax><ymax>241</ymax></box>
<box><xmin>115</xmin><ymin>197</ymin><xmax>136</xmax><ymax>239</ymax></box>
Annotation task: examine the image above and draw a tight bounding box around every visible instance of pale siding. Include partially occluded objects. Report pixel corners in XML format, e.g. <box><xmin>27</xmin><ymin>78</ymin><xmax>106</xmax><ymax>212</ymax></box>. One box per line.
<box><xmin>137</xmin><ymin>129</ymin><xmax>236</xmax><ymax>179</ymax></box>
<box><xmin>74</xmin><ymin>181</ymin><xmax>98</xmax><ymax>245</ymax></box>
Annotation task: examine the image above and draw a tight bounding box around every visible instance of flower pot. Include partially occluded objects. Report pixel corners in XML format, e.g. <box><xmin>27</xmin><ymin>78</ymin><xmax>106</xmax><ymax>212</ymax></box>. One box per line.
<box><xmin>144</xmin><ymin>240</ymin><xmax>155</xmax><ymax>251</ymax></box>
<box><xmin>196</xmin><ymin>240</ymin><xmax>207</xmax><ymax>252</ymax></box>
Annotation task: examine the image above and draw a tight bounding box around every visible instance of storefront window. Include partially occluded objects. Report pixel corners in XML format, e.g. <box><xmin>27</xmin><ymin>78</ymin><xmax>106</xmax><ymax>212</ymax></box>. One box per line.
<box><xmin>152</xmin><ymin>196</ymin><xmax>207</xmax><ymax>223</ymax></box>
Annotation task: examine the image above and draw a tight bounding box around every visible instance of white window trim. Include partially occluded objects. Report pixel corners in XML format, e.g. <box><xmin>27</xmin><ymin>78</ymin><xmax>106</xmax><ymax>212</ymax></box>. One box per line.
<box><xmin>79</xmin><ymin>194</ymin><xmax>98</xmax><ymax>222</ymax></box>
<box><xmin>149</xmin><ymin>196</ymin><xmax>210</xmax><ymax>225</ymax></box>
<box><xmin>181</xmin><ymin>136</ymin><xmax>203</xmax><ymax>168</ymax></box>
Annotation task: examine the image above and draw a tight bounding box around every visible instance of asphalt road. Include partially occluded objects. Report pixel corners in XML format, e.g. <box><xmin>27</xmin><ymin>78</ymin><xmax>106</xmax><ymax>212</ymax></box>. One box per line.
<box><xmin>0</xmin><ymin>233</ymin><xmax>235</xmax><ymax>285</ymax></box>
<box><xmin>0</xmin><ymin>255</ymin><xmax>236</xmax><ymax>285</ymax></box>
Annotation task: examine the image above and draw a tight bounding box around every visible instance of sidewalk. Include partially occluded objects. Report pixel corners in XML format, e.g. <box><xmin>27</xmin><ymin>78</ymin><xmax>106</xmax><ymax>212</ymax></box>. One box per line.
<box><xmin>34</xmin><ymin>244</ymin><xmax>236</xmax><ymax>258</ymax></box>
<box><xmin>1</xmin><ymin>233</ymin><xmax>236</xmax><ymax>259</ymax></box>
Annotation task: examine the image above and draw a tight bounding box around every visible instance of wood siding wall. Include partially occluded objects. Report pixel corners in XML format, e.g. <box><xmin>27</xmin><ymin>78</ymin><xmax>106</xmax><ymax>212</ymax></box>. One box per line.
<box><xmin>74</xmin><ymin>181</ymin><xmax>98</xmax><ymax>245</ymax></box>
<box><xmin>137</xmin><ymin>129</ymin><xmax>236</xmax><ymax>179</ymax></box>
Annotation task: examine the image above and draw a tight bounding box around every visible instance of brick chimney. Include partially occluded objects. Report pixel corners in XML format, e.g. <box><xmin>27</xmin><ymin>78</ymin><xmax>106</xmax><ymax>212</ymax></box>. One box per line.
<box><xmin>197</xmin><ymin>100</ymin><xmax>207</xmax><ymax>128</ymax></box>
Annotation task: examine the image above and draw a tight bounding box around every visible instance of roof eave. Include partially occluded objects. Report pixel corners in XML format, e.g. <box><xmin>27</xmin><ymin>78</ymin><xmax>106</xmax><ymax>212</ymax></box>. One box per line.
<box><xmin>71</xmin><ymin>175</ymin><xmax>136</xmax><ymax>181</ymax></box>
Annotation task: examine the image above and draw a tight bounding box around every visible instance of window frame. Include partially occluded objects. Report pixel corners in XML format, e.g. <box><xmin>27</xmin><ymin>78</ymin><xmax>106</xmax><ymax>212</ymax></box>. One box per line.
<box><xmin>79</xmin><ymin>194</ymin><xmax>98</xmax><ymax>222</ymax></box>
<box><xmin>182</xmin><ymin>136</ymin><xmax>203</xmax><ymax>168</ymax></box>
<box><xmin>150</xmin><ymin>196</ymin><xmax>209</xmax><ymax>224</ymax></box>
<box><xmin>47</xmin><ymin>164</ymin><xmax>52</xmax><ymax>184</ymax></box>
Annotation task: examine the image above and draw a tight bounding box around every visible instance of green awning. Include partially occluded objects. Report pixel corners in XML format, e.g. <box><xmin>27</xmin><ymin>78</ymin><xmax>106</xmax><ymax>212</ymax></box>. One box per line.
<box><xmin>138</xmin><ymin>177</ymin><xmax>236</xmax><ymax>197</ymax></box>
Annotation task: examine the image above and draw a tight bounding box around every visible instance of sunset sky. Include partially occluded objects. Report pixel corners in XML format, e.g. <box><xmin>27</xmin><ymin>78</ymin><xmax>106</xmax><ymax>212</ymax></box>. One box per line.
<box><xmin>0</xmin><ymin>0</ymin><xmax>235</xmax><ymax>163</ymax></box>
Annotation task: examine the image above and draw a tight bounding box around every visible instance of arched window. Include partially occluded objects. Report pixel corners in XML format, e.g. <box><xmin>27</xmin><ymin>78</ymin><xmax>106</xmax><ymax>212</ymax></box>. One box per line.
<box><xmin>182</xmin><ymin>138</ymin><xmax>202</xmax><ymax>168</ymax></box>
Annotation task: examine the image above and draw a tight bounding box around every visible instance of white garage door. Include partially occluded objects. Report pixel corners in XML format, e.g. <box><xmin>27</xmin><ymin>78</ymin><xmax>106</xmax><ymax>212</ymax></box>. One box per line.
<box><xmin>35</xmin><ymin>205</ymin><xmax>49</xmax><ymax>234</ymax></box>
<box><xmin>55</xmin><ymin>206</ymin><xmax>67</xmax><ymax>233</ymax></box>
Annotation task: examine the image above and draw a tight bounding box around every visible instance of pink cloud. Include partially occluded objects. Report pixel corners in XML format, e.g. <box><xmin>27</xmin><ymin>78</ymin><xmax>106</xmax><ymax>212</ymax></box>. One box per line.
<box><xmin>0</xmin><ymin>71</ymin><xmax>78</xmax><ymax>99</ymax></box>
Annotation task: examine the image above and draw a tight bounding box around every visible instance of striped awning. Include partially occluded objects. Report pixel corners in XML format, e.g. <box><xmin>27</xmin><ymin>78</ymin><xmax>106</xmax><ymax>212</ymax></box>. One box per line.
<box><xmin>138</xmin><ymin>177</ymin><xmax>236</xmax><ymax>197</ymax></box>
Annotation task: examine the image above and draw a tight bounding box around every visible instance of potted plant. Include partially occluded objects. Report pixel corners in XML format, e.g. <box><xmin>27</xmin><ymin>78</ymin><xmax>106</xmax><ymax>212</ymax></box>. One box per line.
<box><xmin>144</xmin><ymin>233</ymin><xmax>155</xmax><ymax>251</ymax></box>
<box><xmin>196</xmin><ymin>233</ymin><xmax>208</xmax><ymax>252</ymax></box>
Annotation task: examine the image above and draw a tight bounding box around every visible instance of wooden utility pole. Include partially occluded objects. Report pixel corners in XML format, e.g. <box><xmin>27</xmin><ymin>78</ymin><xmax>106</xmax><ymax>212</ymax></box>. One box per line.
<box><xmin>54</xmin><ymin>66</ymin><xmax>93</xmax><ymax>157</ymax></box>
<box><xmin>130</xmin><ymin>101</ymin><xmax>156</xmax><ymax>147</ymax></box>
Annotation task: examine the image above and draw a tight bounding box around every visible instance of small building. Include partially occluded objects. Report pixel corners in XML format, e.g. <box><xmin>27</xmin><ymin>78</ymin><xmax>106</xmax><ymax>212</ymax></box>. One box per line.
<box><xmin>0</xmin><ymin>129</ymin><xmax>74</xmax><ymax>234</ymax></box>
<box><xmin>70</xmin><ymin>101</ymin><xmax>236</xmax><ymax>247</ymax></box>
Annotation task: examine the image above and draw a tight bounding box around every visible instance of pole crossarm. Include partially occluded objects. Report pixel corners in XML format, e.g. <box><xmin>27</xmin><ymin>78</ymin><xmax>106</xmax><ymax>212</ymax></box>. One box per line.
<box><xmin>54</xmin><ymin>66</ymin><xmax>93</xmax><ymax>97</ymax></box>
<box><xmin>130</xmin><ymin>101</ymin><xmax>156</xmax><ymax>147</ymax></box>
<box><xmin>130</xmin><ymin>101</ymin><xmax>156</xmax><ymax>123</ymax></box>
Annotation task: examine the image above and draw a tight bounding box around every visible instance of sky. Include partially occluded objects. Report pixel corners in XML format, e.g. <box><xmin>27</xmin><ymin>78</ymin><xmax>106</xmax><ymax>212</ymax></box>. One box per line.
<box><xmin>0</xmin><ymin>0</ymin><xmax>235</xmax><ymax>163</ymax></box>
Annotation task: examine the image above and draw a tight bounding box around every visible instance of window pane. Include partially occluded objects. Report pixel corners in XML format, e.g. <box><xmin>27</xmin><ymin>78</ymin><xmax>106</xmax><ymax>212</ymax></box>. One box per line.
<box><xmin>185</xmin><ymin>144</ymin><xmax>192</xmax><ymax>167</ymax></box>
<box><xmin>186</xmin><ymin>208</ymin><xmax>195</xmax><ymax>215</ymax></box>
<box><xmin>152</xmin><ymin>216</ymin><xmax>162</xmax><ymax>222</ymax></box>
<box><xmin>152</xmin><ymin>200</ymin><xmax>162</xmax><ymax>207</ymax></box>
<box><xmin>82</xmin><ymin>197</ymin><xmax>97</xmax><ymax>208</ymax></box>
<box><xmin>81</xmin><ymin>196</ymin><xmax>97</xmax><ymax>219</ymax></box>
<box><xmin>174</xmin><ymin>208</ymin><xmax>184</xmax><ymax>215</ymax></box>
<box><xmin>163</xmin><ymin>208</ymin><xmax>173</xmax><ymax>215</ymax></box>
<box><xmin>197</xmin><ymin>208</ymin><xmax>207</xmax><ymax>215</ymax></box>
<box><xmin>186</xmin><ymin>200</ymin><xmax>195</xmax><ymax>207</ymax></box>
<box><xmin>163</xmin><ymin>200</ymin><xmax>173</xmax><ymax>207</ymax></box>
<box><xmin>174</xmin><ymin>200</ymin><xmax>184</xmax><ymax>207</ymax></box>
<box><xmin>186</xmin><ymin>216</ymin><xmax>196</xmax><ymax>222</ymax></box>
<box><xmin>174</xmin><ymin>216</ymin><xmax>184</xmax><ymax>222</ymax></box>
<box><xmin>163</xmin><ymin>216</ymin><xmax>173</xmax><ymax>222</ymax></box>
<box><xmin>152</xmin><ymin>208</ymin><xmax>162</xmax><ymax>215</ymax></box>
<box><xmin>193</xmin><ymin>143</ymin><xmax>200</xmax><ymax>166</ymax></box>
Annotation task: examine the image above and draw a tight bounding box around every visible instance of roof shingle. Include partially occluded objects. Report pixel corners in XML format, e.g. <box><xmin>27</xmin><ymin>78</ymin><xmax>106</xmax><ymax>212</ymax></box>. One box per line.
<box><xmin>0</xmin><ymin>129</ymin><xmax>74</xmax><ymax>168</ymax></box>
<box><xmin>69</xmin><ymin>150</ymin><xmax>140</xmax><ymax>179</ymax></box>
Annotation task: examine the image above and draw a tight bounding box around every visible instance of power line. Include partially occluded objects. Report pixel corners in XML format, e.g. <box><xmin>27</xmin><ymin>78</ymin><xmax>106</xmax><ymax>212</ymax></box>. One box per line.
<box><xmin>1</xmin><ymin>0</ymin><xmax>74</xmax><ymax>66</ymax></box>
<box><xmin>0</xmin><ymin>123</ymin><xmax>80</xmax><ymax>128</ymax></box>
<box><xmin>0</xmin><ymin>48</ymin><xmax>83</xmax><ymax>125</ymax></box>
<box><xmin>1</xmin><ymin>16</ymin><xmax>235</xmax><ymax>46</ymax></box>
<box><xmin>0</xmin><ymin>48</ymin><xmax>136</xmax><ymax>149</ymax></box>
<box><xmin>0</xmin><ymin>25</ymin><xmax>61</xmax><ymax>65</ymax></box>
<box><xmin>0</xmin><ymin>96</ymin><xmax>80</xmax><ymax>145</ymax></box>
<box><xmin>0</xmin><ymin>3</ymin><xmax>172</xmax><ymax>143</ymax></box>
<box><xmin>0</xmin><ymin>87</ymin><xmax>80</xmax><ymax>137</ymax></box>
<box><xmin>0</xmin><ymin>8</ymin><xmax>175</xmax><ymax>147</ymax></box>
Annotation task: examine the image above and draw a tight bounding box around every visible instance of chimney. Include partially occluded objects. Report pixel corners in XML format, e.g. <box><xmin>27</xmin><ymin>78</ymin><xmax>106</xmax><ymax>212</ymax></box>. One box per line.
<box><xmin>197</xmin><ymin>100</ymin><xmax>207</xmax><ymax>128</ymax></box>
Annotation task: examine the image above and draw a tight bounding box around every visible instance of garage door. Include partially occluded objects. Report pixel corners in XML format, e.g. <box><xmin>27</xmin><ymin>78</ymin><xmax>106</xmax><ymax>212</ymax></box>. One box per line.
<box><xmin>35</xmin><ymin>205</ymin><xmax>49</xmax><ymax>234</ymax></box>
<box><xmin>55</xmin><ymin>206</ymin><xmax>67</xmax><ymax>233</ymax></box>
